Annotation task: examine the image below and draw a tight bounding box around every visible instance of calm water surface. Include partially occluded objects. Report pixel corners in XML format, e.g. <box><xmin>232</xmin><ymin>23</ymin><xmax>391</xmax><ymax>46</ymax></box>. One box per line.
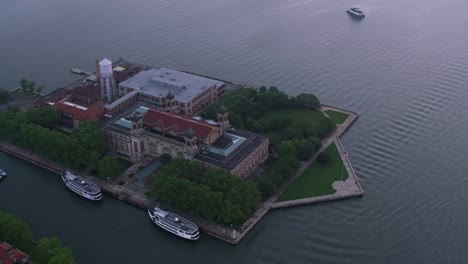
<box><xmin>1</xmin><ymin>0</ymin><xmax>468</xmax><ymax>263</ymax></box>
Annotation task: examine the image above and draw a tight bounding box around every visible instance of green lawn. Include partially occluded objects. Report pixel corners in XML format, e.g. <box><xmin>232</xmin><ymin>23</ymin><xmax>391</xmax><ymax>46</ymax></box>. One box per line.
<box><xmin>276</xmin><ymin>142</ymin><xmax>349</xmax><ymax>202</ymax></box>
<box><xmin>325</xmin><ymin>110</ymin><xmax>349</xmax><ymax>125</ymax></box>
<box><xmin>262</xmin><ymin>108</ymin><xmax>325</xmax><ymax>132</ymax></box>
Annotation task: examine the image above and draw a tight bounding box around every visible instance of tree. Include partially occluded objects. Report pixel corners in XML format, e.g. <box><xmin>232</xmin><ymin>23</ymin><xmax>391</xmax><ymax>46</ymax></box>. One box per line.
<box><xmin>295</xmin><ymin>93</ymin><xmax>320</xmax><ymax>108</ymax></box>
<box><xmin>18</xmin><ymin>78</ymin><xmax>37</xmax><ymax>96</ymax></box>
<box><xmin>36</xmin><ymin>85</ymin><xmax>44</xmax><ymax>95</ymax></box>
<box><xmin>48</xmin><ymin>250</ymin><xmax>76</xmax><ymax>264</ymax></box>
<box><xmin>31</xmin><ymin>237</ymin><xmax>63</xmax><ymax>264</ymax></box>
<box><xmin>97</xmin><ymin>156</ymin><xmax>126</xmax><ymax>180</ymax></box>
<box><xmin>25</xmin><ymin>106</ymin><xmax>60</xmax><ymax>127</ymax></box>
<box><xmin>0</xmin><ymin>89</ymin><xmax>11</xmax><ymax>104</ymax></box>
<box><xmin>72</xmin><ymin>121</ymin><xmax>107</xmax><ymax>156</ymax></box>
<box><xmin>19</xmin><ymin>78</ymin><xmax>29</xmax><ymax>93</ymax></box>
<box><xmin>278</xmin><ymin>141</ymin><xmax>297</xmax><ymax>158</ymax></box>
<box><xmin>229</xmin><ymin>112</ymin><xmax>244</xmax><ymax>128</ymax></box>
<box><xmin>0</xmin><ymin>212</ymin><xmax>34</xmax><ymax>252</ymax></box>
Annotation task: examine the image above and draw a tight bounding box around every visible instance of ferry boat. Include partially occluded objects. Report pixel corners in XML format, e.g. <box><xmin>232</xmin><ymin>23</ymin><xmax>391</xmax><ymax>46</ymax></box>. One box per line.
<box><xmin>148</xmin><ymin>206</ymin><xmax>200</xmax><ymax>240</ymax></box>
<box><xmin>0</xmin><ymin>169</ymin><xmax>6</xmax><ymax>180</ymax></box>
<box><xmin>61</xmin><ymin>170</ymin><xmax>102</xmax><ymax>201</ymax></box>
<box><xmin>347</xmin><ymin>8</ymin><xmax>365</xmax><ymax>19</ymax></box>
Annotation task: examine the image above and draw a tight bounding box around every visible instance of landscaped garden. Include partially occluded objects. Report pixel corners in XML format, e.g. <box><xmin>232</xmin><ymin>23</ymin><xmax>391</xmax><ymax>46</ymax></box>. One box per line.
<box><xmin>276</xmin><ymin>142</ymin><xmax>349</xmax><ymax>202</ymax></box>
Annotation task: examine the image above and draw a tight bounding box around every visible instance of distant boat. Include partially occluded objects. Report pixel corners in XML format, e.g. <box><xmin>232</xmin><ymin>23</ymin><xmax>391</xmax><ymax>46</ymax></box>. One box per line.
<box><xmin>347</xmin><ymin>8</ymin><xmax>365</xmax><ymax>19</ymax></box>
<box><xmin>61</xmin><ymin>170</ymin><xmax>102</xmax><ymax>201</ymax></box>
<box><xmin>0</xmin><ymin>169</ymin><xmax>6</xmax><ymax>180</ymax></box>
<box><xmin>148</xmin><ymin>206</ymin><xmax>200</xmax><ymax>240</ymax></box>
<box><xmin>70</xmin><ymin>68</ymin><xmax>88</xmax><ymax>75</ymax></box>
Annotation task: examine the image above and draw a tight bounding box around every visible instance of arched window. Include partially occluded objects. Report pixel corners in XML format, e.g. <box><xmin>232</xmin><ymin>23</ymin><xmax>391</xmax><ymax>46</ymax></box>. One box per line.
<box><xmin>149</xmin><ymin>142</ymin><xmax>157</xmax><ymax>155</ymax></box>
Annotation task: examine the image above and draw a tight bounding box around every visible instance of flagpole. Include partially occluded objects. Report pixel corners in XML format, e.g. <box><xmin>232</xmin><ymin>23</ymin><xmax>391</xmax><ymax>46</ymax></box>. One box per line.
<box><xmin>341</xmin><ymin>158</ymin><xmax>344</xmax><ymax>182</ymax></box>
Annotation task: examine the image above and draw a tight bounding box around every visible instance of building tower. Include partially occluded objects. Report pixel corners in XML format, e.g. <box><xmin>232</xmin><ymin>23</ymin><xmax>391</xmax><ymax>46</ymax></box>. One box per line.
<box><xmin>130</xmin><ymin>112</ymin><xmax>144</xmax><ymax>160</ymax></box>
<box><xmin>99</xmin><ymin>58</ymin><xmax>118</xmax><ymax>103</ymax></box>
<box><xmin>184</xmin><ymin>127</ymin><xmax>198</xmax><ymax>155</ymax></box>
<box><xmin>217</xmin><ymin>104</ymin><xmax>230</xmax><ymax>131</ymax></box>
<box><xmin>165</xmin><ymin>91</ymin><xmax>177</xmax><ymax>112</ymax></box>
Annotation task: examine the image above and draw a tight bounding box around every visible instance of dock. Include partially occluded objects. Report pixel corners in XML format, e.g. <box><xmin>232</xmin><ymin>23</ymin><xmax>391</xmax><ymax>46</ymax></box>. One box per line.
<box><xmin>70</xmin><ymin>68</ymin><xmax>93</xmax><ymax>76</ymax></box>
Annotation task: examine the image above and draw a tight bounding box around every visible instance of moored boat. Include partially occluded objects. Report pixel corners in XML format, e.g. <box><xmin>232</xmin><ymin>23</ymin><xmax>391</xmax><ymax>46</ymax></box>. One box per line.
<box><xmin>0</xmin><ymin>169</ymin><xmax>6</xmax><ymax>180</ymax></box>
<box><xmin>347</xmin><ymin>7</ymin><xmax>365</xmax><ymax>19</ymax></box>
<box><xmin>61</xmin><ymin>170</ymin><xmax>102</xmax><ymax>201</ymax></box>
<box><xmin>148</xmin><ymin>206</ymin><xmax>200</xmax><ymax>240</ymax></box>
<box><xmin>70</xmin><ymin>68</ymin><xmax>85</xmax><ymax>74</ymax></box>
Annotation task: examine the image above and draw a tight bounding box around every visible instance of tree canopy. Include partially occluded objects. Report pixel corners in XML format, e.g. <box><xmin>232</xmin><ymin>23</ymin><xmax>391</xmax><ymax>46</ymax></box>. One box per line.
<box><xmin>18</xmin><ymin>78</ymin><xmax>44</xmax><ymax>96</ymax></box>
<box><xmin>0</xmin><ymin>108</ymin><xmax>107</xmax><ymax>170</ymax></box>
<box><xmin>97</xmin><ymin>156</ymin><xmax>127</xmax><ymax>180</ymax></box>
<box><xmin>149</xmin><ymin>159</ymin><xmax>260</xmax><ymax>226</ymax></box>
<box><xmin>0</xmin><ymin>211</ymin><xmax>76</xmax><ymax>264</ymax></box>
<box><xmin>0</xmin><ymin>89</ymin><xmax>11</xmax><ymax>104</ymax></box>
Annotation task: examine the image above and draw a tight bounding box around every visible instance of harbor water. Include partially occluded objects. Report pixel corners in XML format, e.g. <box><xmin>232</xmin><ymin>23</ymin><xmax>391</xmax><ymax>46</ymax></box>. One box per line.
<box><xmin>1</xmin><ymin>0</ymin><xmax>468</xmax><ymax>263</ymax></box>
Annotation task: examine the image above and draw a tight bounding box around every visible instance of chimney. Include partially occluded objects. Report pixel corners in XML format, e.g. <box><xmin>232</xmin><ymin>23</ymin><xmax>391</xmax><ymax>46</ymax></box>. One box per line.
<box><xmin>7</xmin><ymin>244</ymin><xmax>16</xmax><ymax>252</ymax></box>
<box><xmin>96</xmin><ymin>60</ymin><xmax>101</xmax><ymax>80</ymax></box>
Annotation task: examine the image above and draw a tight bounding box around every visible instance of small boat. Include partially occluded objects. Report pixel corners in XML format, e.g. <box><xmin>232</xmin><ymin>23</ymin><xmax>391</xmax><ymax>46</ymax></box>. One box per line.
<box><xmin>347</xmin><ymin>7</ymin><xmax>365</xmax><ymax>19</ymax></box>
<box><xmin>70</xmin><ymin>68</ymin><xmax>87</xmax><ymax>75</ymax></box>
<box><xmin>0</xmin><ymin>169</ymin><xmax>6</xmax><ymax>177</ymax></box>
<box><xmin>148</xmin><ymin>206</ymin><xmax>200</xmax><ymax>240</ymax></box>
<box><xmin>61</xmin><ymin>170</ymin><xmax>102</xmax><ymax>201</ymax></box>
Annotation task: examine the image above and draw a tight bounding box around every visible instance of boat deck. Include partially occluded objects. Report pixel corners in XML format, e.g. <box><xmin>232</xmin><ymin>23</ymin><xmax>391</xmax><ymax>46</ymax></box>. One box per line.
<box><xmin>65</xmin><ymin>172</ymin><xmax>101</xmax><ymax>194</ymax></box>
<box><xmin>154</xmin><ymin>209</ymin><xmax>198</xmax><ymax>233</ymax></box>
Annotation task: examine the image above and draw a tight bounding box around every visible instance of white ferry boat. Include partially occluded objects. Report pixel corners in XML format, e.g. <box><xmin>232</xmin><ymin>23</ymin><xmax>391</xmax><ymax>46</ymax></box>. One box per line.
<box><xmin>347</xmin><ymin>7</ymin><xmax>365</xmax><ymax>19</ymax></box>
<box><xmin>0</xmin><ymin>169</ymin><xmax>6</xmax><ymax>180</ymax></box>
<box><xmin>61</xmin><ymin>170</ymin><xmax>102</xmax><ymax>201</ymax></box>
<box><xmin>148</xmin><ymin>206</ymin><xmax>200</xmax><ymax>240</ymax></box>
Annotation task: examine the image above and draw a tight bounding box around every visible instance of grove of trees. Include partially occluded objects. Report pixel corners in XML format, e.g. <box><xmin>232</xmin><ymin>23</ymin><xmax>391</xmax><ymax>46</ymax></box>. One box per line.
<box><xmin>149</xmin><ymin>159</ymin><xmax>261</xmax><ymax>227</ymax></box>
<box><xmin>0</xmin><ymin>107</ymin><xmax>112</xmax><ymax>173</ymax></box>
<box><xmin>18</xmin><ymin>78</ymin><xmax>44</xmax><ymax>96</ymax></box>
<box><xmin>0</xmin><ymin>89</ymin><xmax>11</xmax><ymax>104</ymax></box>
<box><xmin>0</xmin><ymin>211</ymin><xmax>76</xmax><ymax>264</ymax></box>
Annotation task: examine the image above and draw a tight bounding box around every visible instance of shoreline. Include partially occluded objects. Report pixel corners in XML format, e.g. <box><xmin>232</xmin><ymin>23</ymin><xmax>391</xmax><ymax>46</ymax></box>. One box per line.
<box><xmin>0</xmin><ymin>75</ymin><xmax>361</xmax><ymax>245</ymax></box>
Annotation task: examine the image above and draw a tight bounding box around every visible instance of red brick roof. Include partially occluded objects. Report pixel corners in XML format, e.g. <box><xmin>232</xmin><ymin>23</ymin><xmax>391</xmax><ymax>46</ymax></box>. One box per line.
<box><xmin>71</xmin><ymin>85</ymin><xmax>100</xmax><ymax>99</ymax></box>
<box><xmin>54</xmin><ymin>101</ymin><xmax>106</xmax><ymax>121</ymax></box>
<box><xmin>143</xmin><ymin>109</ymin><xmax>221</xmax><ymax>141</ymax></box>
<box><xmin>0</xmin><ymin>242</ymin><xmax>32</xmax><ymax>264</ymax></box>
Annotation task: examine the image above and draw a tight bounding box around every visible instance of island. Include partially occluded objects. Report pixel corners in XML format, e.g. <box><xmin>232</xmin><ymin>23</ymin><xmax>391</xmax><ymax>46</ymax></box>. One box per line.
<box><xmin>0</xmin><ymin>57</ymin><xmax>362</xmax><ymax>244</ymax></box>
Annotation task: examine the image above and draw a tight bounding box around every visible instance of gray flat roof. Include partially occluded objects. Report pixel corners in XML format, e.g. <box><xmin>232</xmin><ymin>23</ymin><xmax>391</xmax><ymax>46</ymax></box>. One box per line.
<box><xmin>194</xmin><ymin>129</ymin><xmax>268</xmax><ymax>171</ymax></box>
<box><xmin>118</xmin><ymin>68</ymin><xmax>225</xmax><ymax>103</ymax></box>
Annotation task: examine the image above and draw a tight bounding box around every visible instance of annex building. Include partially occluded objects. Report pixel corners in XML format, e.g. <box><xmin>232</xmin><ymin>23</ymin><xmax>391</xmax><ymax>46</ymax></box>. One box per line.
<box><xmin>105</xmin><ymin>67</ymin><xmax>225</xmax><ymax>116</ymax></box>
